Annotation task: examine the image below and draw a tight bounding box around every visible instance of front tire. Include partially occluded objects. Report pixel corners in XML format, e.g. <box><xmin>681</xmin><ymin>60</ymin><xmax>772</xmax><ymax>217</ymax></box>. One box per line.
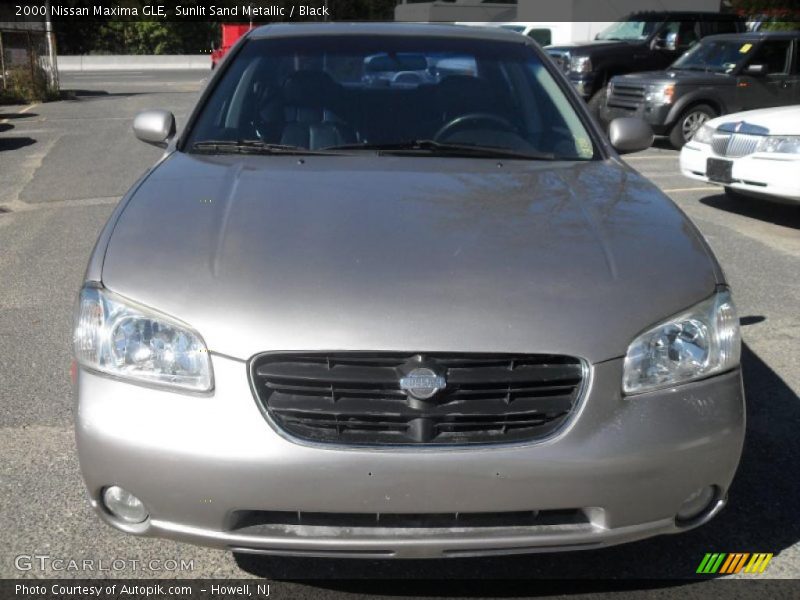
<box><xmin>724</xmin><ymin>187</ymin><xmax>749</xmax><ymax>201</ymax></box>
<box><xmin>669</xmin><ymin>104</ymin><xmax>716</xmax><ymax>149</ymax></box>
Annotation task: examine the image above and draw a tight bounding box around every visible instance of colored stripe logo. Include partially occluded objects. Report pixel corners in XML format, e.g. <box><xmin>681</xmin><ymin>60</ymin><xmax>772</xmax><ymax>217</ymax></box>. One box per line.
<box><xmin>697</xmin><ymin>553</ymin><xmax>773</xmax><ymax>574</ymax></box>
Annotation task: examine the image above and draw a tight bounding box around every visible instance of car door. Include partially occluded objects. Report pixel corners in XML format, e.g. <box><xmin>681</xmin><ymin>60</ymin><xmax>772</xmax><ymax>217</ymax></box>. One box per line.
<box><xmin>788</xmin><ymin>38</ymin><xmax>800</xmax><ymax>104</ymax></box>
<box><xmin>736</xmin><ymin>39</ymin><xmax>795</xmax><ymax>109</ymax></box>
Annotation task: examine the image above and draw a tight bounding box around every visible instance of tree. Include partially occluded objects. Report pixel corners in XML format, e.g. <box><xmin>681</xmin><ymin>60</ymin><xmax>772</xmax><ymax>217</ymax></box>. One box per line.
<box><xmin>54</xmin><ymin>0</ymin><xmax>400</xmax><ymax>55</ymax></box>
<box><xmin>730</xmin><ymin>0</ymin><xmax>800</xmax><ymax>29</ymax></box>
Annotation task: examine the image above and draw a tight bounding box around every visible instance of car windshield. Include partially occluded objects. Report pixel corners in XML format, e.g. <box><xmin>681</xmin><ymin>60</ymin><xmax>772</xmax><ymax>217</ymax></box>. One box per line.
<box><xmin>596</xmin><ymin>20</ymin><xmax>662</xmax><ymax>41</ymax></box>
<box><xmin>186</xmin><ymin>35</ymin><xmax>596</xmax><ymax>160</ymax></box>
<box><xmin>672</xmin><ymin>39</ymin><xmax>753</xmax><ymax>73</ymax></box>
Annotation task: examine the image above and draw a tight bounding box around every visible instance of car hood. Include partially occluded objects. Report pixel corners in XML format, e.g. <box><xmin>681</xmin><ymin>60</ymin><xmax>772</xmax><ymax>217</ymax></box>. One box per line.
<box><xmin>613</xmin><ymin>69</ymin><xmax>735</xmax><ymax>86</ymax></box>
<box><xmin>547</xmin><ymin>40</ymin><xmax>629</xmax><ymax>53</ymax></box>
<box><xmin>102</xmin><ymin>153</ymin><xmax>719</xmax><ymax>363</ymax></box>
<box><xmin>706</xmin><ymin>105</ymin><xmax>800</xmax><ymax>135</ymax></box>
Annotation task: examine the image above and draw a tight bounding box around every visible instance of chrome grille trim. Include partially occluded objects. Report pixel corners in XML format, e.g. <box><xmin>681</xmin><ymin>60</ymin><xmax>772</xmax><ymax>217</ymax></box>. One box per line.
<box><xmin>711</xmin><ymin>132</ymin><xmax>763</xmax><ymax>158</ymax></box>
<box><xmin>607</xmin><ymin>84</ymin><xmax>647</xmax><ymax>110</ymax></box>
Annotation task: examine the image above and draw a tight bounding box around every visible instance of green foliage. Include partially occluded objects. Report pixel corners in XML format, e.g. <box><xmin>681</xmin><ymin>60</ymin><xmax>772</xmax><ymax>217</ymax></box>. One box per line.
<box><xmin>729</xmin><ymin>0</ymin><xmax>800</xmax><ymax>29</ymax></box>
<box><xmin>57</xmin><ymin>21</ymin><xmax>217</xmax><ymax>55</ymax></box>
<box><xmin>756</xmin><ymin>20</ymin><xmax>800</xmax><ymax>29</ymax></box>
<box><xmin>54</xmin><ymin>0</ymin><xmax>399</xmax><ymax>55</ymax></box>
<box><xmin>1</xmin><ymin>65</ymin><xmax>56</xmax><ymax>102</ymax></box>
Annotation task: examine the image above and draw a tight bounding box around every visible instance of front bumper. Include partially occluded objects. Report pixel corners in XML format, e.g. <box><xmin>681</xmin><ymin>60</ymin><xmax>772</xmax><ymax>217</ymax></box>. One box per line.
<box><xmin>680</xmin><ymin>142</ymin><xmax>800</xmax><ymax>203</ymax></box>
<box><xmin>75</xmin><ymin>354</ymin><xmax>745</xmax><ymax>559</ymax></box>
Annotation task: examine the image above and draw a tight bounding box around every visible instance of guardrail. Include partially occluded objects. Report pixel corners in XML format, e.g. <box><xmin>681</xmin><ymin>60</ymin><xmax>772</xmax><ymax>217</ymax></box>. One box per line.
<box><xmin>58</xmin><ymin>55</ymin><xmax>211</xmax><ymax>71</ymax></box>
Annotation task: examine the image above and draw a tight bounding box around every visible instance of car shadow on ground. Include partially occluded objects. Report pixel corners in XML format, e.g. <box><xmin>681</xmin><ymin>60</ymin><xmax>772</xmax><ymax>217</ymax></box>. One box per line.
<box><xmin>700</xmin><ymin>192</ymin><xmax>800</xmax><ymax>230</ymax></box>
<box><xmin>0</xmin><ymin>136</ymin><xmax>36</xmax><ymax>152</ymax></box>
<box><xmin>0</xmin><ymin>111</ymin><xmax>38</xmax><ymax>120</ymax></box>
<box><xmin>62</xmin><ymin>89</ymin><xmax>148</xmax><ymax>100</ymax></box>
<box><xmin>234</xmin><ymin>340</ymin><xmax>798</xmax><ymax>590</ymax></box>
<box><xmin>651</xmin><ymin>138</ymin><xmax>677</xmax><ymax>151</ymax></box>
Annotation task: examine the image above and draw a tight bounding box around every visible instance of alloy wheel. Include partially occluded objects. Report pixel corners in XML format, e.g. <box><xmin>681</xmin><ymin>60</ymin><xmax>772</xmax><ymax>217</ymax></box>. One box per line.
<box><xmin>682</xmin><ymin>111</ymin><xmax>710</xmax><ymax>142</ymax></box>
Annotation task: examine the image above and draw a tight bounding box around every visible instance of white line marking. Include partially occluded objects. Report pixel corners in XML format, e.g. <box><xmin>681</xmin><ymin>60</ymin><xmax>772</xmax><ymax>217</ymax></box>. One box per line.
<box><xmin>625</xmin><ymin>155</ymin><xmax>678</xmax><ymax>161</ymax></box>
<box><xmin>662</xmin><ymin>186</ymin><xmax>717</xmax><ymax>193</ymax></box>
<box><xmin>0</xmin><ymin>196</ymin><xmax>121</xmax><ymax>213</ymax></box>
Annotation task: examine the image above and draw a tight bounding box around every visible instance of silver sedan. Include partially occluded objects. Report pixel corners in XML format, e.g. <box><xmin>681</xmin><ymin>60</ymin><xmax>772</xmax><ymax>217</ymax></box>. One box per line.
<box><xmin>73</xmin><ymin>23</ymin><xmax>744</xmax><ymax>559</ymax></box>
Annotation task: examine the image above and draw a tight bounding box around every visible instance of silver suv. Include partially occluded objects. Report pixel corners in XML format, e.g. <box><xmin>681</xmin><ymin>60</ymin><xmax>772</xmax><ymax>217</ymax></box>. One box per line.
<box><xmin>73</xmin><ymin>23</ymin><xmax>744</xmax><ymax>559</ymax></box>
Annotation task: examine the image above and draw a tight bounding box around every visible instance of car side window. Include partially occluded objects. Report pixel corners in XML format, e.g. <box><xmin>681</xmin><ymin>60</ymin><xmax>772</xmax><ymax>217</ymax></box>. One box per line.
<box><xmin>793</xmin><ymin>41</ymin><xmax>800</xmax><ymax>75</ymax></box>
<box><xmin>748</xmin><ymin>40</ymin><xmax>792</xmax><ymax>75</ymax></box>
<box><xmin>527</xmin><ymin>29</ymin><xmax>552</xmax><ymax>47</ymax></box>
<box><xmin>662</xmin><ymin>21</ymin><xmax>700</xmax><ymax>50</ymax></box>
<box><xmin>709</xmin><ymin>21</ymin><xmax>740</xmax><ymax>35</ymax></box>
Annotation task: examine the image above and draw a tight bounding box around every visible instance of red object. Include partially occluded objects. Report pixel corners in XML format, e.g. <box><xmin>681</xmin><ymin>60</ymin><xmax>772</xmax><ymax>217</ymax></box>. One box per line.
<box><xmin>211</xmin><ymin>24</ymin><xmax>252</xmax><ymax>69</ymax></box>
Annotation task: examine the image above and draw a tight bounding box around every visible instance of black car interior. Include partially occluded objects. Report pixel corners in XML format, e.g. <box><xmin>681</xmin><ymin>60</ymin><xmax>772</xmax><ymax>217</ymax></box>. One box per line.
<box><xmin>192</xmin><ymin>40</ymin><xmax>591</xmax><ymax>159</ymax></box>
<box><xmin>246</xmin><ymin>69</ymin><xmax>525</xmax><ymax>150</ymax></box>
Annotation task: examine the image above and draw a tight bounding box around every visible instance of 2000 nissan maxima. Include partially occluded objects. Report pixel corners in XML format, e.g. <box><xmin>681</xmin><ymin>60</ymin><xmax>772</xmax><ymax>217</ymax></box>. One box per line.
<box><xmin>73</xmin><ymin>23</ymin><xmax>744</xmax><ymax>559</ymax></box>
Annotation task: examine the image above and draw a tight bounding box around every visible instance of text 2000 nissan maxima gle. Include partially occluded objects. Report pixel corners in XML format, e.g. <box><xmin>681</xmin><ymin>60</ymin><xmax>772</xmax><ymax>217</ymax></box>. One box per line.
<box><xmin>73</xmin><ymin>23</ymin><xmax>744</xmax><ymax>559</ymax></box>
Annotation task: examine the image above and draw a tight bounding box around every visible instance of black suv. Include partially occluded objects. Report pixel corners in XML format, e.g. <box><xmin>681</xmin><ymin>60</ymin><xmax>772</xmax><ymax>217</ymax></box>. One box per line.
<box><xmin>602</xmin><ymin>32</ymin><xmax>800</xmax><ymax>147</ymax></box>
<box><xmin>546</xmin><ymin>12</ymin><xmax>746</xmax><ymax>117</ymax></box>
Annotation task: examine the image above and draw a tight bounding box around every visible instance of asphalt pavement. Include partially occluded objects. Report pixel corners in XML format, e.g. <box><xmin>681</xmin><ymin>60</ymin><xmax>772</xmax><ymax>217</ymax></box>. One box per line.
<box><xmin>0</xmin><ymin>70</ymin><xmax>798</xmax><ymax>593</ymax></box>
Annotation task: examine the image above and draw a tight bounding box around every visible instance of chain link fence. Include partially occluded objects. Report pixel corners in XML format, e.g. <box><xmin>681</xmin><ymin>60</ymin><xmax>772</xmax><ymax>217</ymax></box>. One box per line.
<box><xmin>0</xmin><ymin>23</ymin><xmax>59</xmax><ymax>102</ymax></box>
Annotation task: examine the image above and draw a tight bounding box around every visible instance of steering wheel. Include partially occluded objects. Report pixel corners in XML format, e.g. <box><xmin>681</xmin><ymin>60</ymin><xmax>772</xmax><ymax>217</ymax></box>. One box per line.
<box><xmin>392</xmin><ymin>71</ymin><xmax>423</xmax><ymax>86</ymax></box>
<box><xmin>434</xmin><ymin>113</ymin><xmax>517</xmax><ymax>142</ymax></box>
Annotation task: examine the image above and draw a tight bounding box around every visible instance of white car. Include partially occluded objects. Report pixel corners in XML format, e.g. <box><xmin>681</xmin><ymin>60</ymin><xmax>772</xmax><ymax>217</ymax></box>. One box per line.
<box><xmin>680</xmin><ymin>105</ymin><xmax>800</xmax><ymax>203</ymax></box>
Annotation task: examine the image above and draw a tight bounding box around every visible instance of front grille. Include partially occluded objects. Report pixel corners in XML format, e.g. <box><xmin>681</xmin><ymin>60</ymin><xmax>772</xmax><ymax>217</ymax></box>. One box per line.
<box><xmin>229</xmin><ymin>509</ymin><xmax>589</xmax><ymax>531</ymax></box>
<box><xmin>607</xmin><ymin>84</ymin><xmax>646</xmax><ymax>110</ymax></box>
<box><xmin>250</xmin><ymin>352</ymin><xmax>584</xmax><ymax>445</ymax></box>
<box><xmin>711</xmin><ymin>132</ymin><xmax>762</xmax><ymax>158</ymax></box>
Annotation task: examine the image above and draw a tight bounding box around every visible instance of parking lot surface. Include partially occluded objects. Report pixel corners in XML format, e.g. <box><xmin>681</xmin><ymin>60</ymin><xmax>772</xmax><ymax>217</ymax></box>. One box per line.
<box><xmin>1</xmin><ymin>71</ymin><xmax>798</xmax><ymax>589</ymax></box>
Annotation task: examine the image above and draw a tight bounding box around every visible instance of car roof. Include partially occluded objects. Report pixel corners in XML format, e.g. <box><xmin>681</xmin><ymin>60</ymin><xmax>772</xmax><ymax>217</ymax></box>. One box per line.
<box><xmin>249</xmin><ymin>22</ymin><xmax>529</xmax><ymax>43</ymax></box>
<box><xmin>702</xmin><ymin>30</ymin><xmax>800</xmax><ymax>42</ymax></box>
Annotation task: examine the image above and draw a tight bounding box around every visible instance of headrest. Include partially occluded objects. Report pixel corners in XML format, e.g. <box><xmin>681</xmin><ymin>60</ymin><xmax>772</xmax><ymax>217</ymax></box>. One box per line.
<box><xmin>365</xmin><ymin>53</ymin><xmax>428</xmax><ymax>73</ymax></box>
<box><xmin>437</xmin><ymin>76</ymin><xmax>499</xmax><ymax>116</ymax></box>
<box><xmin>437</xmin><ymin>76</ymin><xmax>493</xmax><ymax>100</ymax></box>
<box><xmin>283</xmin><ymin>70</ymin><xmax>338</xmax><ymax>106</ymax></box>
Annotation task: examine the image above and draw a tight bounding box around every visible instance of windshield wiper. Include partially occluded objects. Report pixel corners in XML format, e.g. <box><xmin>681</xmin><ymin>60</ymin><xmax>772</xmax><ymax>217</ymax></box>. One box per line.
<box><xmin>191</xmin><ymin>140</ymin><xmax>337</xmax><ymax>155</ymax></box>
<box><xmin>323</xmin><ymin>139</ymin><xmax>559</xmax><ymax>160</ymax></box>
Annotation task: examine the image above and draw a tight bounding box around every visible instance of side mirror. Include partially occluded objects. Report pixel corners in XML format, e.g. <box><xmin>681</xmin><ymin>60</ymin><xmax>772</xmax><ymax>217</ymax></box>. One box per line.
<box><xmin>744</xmin><ymin>63</ymin><xmax>767</xmax><ymax>76</ymax></box>
<box><xmin>608</xmin><ymin>117</ymin><xmax>654</xmax><ymax>154</ymax></box>
<box><xmin>133</xmin><ymin>109</ymin><xmax>176</xmax><ymax>147</ymax></box>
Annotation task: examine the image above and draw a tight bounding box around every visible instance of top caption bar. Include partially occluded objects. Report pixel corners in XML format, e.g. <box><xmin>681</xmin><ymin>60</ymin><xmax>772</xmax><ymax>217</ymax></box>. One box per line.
<box><xmin>3</xmin><ymin>0</ymin><xmax>800</xmax><ymax>23</ymax></box>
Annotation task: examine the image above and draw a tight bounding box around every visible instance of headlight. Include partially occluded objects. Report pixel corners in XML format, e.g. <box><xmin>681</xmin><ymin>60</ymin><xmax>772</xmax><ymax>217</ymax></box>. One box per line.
<box><xmin>73</xmin><ymin>285</ymin><xmax>213</xmax><ymax>392</ymax></box>
<box><xmin>644</xmin><ymin>84</ymin><xmax>675</xmax><ymax>105</ymax></box>
<box><xmin>623</xmin><ymin>290</ymin><xmax>740</xmax><ymax>395</ymax></box>
<box><xmin>757</xmin><ymin>135</ymin><xmax>800</xmax><ymax>155</ymax></box>
<box><xmin>692</xmin><ymin>124</ymin><xmax>715</xmax><ymax>144</ymax></box>
<box><xmin>569</xmin><ymin>55</ymin><xmax>592</xmax><ymax>74</ymax></box>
